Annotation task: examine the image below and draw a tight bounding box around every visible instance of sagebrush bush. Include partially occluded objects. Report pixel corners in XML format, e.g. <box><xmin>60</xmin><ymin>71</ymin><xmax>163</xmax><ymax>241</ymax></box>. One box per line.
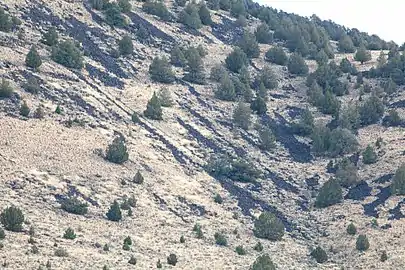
<box><xmin>251</xmin><ymin>254</ymin><xmax>276</xmax><ymax>270</ymax></box>
<box><xmin>54</xmin><ymin>247</ymin><xmax>68</xmax><ymax>257</ymax></box>
<box><xmin>26</xmin><ymin>46</ymin><xmax>42</xmax><ymax>69</ymax></box>
<box><xmin>356</xmin><ymin>234</ymin><xmax>369</xmax><ymax>251</ymax></box>
<box><xmin>235</xmin><ymin>245</ymin><xmax>246</xmax><ymax>255</ymax></box>
<box><xmin>167</xmin><ymin>254</ymin><xmax>178</xmax><ymax>266</ymax></box>
<box><xmin>0</xmin><ymin>206</ymin><xmax>24</xmax><ymax>232</ymax></box>
<box><xmin>346</xmin><ymin>223</ymin><xmax>357</xmax><ymax>235</ymax></box>
<box><xmin>63</xmin><ymin>228</ymin><xmax>76</xmax><ymax>240</ymax></box>
<box><xmin>0</xmin><ymin>79</ymin><xmax>13</xmax><ymax>98</ymax></box>
<box><xmin>106</xmin><ymin>200</ymin><xmax>122</xmax><ymax>222</ymax></box>
<box><xmin>310</xmin><ymin>246</ymin><xmax>328</xmax><ymax>263</ymax></box>
<box><xmin>214</xmin><ymin>232</ymin><xmax>227</xmax><ymax>246</ymax></box>
<box><xmin>51</xmin><ymin>40</ymin><xmax>83</xmax><ymax>69</ymax></box>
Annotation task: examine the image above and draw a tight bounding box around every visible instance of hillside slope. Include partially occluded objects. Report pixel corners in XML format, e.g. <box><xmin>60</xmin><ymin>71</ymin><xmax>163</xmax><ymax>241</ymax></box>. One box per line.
<box><xmin>0</xmin><ymin>0</ymin><xmax>404</xmax><ymax>269</ymax></box>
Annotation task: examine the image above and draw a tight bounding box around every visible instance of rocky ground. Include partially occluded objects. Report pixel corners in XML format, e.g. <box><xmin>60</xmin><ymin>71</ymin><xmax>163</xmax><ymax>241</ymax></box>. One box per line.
<box><xmin>0</xmin><ymin>0</ymin><xmax>404</xmax><ymax>269</ymax></box>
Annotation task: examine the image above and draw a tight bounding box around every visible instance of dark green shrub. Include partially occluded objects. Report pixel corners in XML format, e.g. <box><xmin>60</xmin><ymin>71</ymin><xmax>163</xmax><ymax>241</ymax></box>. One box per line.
<box><xmin>315</xmin><ymin>178</ymin><xmax>342</xmax><ymax>208</ymax></box>
<box><xmin>310</xmin><ymin>246</ymin><xmax>327</xmax><ymax>263</ymax></box>
<box><xmin>257</xmin><ymin>124</ymin><xmax>275</xmax><ymax>150</ymax></box>
<box><xmin>20</xmin><ymin>101</ymin><xmax>30</xmax><ymax>117</ymax></box>
<box><xmin>63</xmin><ymin>228</ymin><xmax>76</xmax><ymax>240</ymax></box>
<box><xmin>118</xmin><ymin>0</ymin><xmax>132</xmax><ymax>13</ymax></box>
<box><xmin>359</xmin><ymin>94</ymin><xmax>384</xmax><ymax>126</ymax></box>
<box><xmin>338</xmin><ymin>35</ymin><xmax>355</xmax><ymax>53</ymax></box>
<box><xmin>210</xmin><ymin>64</ymin><xmax>227</xmax><ymax>82</ymax></box>
<box><xmin>346</xmin><ymin>223</ymin><xmax>357</xmax><ymax>235</ymax></box>
<box><xmin>391</xmin><ymin>165</ymin><xmax>405</xmax><ymax>195</ymax></box>
<box><xmin>226</xmin><ymin>47</ymin><xmax>248</xmax><ymax>73</ymax></box>
<box><xmin>235</xmin><ymin>245</ymin><xmax>246</xmax><ymax>255</ymax></box>
<box><xmin>214</xmin><ymin>194</ymin><xmax>223</xmax><ymax>204</ymax></box>
<box><xmin>142</xmin><ymin>0</ymin><xmax>172</xmax><ymax>21</ymax></box>
<box><xmin>183</xmin><ymin>47</ymin><xmax>205</xmax><ymax>84</ymax></box>
<box><xmin>118</xmin><ymin>35</ymin><xmax>133</xmax><ymax>56</ymax></box>
<box><xmin>198</xmin><ymin>3</ymin><xmax>212</xmax><ymax>25</ymax></box>
<box><xmin>0</xmin><ymin>79</ymin><xmax>13</xmax><ymax>98</ymax></box>
<box><xmin>257</xmin><ymin>65</ymin><xmax>278</xmax><ymax>89</ymax></box>
<box><xmin>51</xmin><ymin>40</ymin><xmax>83</xmax><ymax>69</ymax></box>
<box><xmin>214</xmin><ymin>232</ymin><xmax>227</xmax><ymax>246</ymax></box>
<box><xmin>103</xmin><ymin>244</ymin><xmax>109</xmax><ymax>251</ymax></box>
<box><xmin>157</xmin><ymin>88</ymin><xmax>174</xmax><ymax>108</ymax></box>
<box><xmin>233</xmin><ymin>101</ymin><xmax>252</xmax><ymax>130</ymax></box>
<box><xmin>106</xmin><ymin>200</ymin><xmax>122</xmax><ymax>221</ymax></box>
<box><xmin>144</xmin><ymin>92</ymin><xmax>163</xmax><ymax>120</ymax></box>
<box><xmin>133</xmin><ymin>171</ymin><xmax>144</xmax><ymax>184</ymax></box>
<box><xmin>250</xmin><ymin>96</ymin><xmax>267</xmax><ymax>115</ymax></box>
<box><xmin>90</xmin><ymin>0</ymin><xmax>107</xmax><ymax>10</ymax></box>
<box><xmin>193</xmin><ymin>223</ymin><xmax>204</xmax><ymax>238</ymax></box>
<box><xmin>219</xmin><ymin>0</ymin><xmax>230</xmax><ymax>10</ymax></box>
<box><xmin>251</xmin><ymin>254</ymin><xmax>276</xmax><ymax>270</ymax></box>
<box><xmin>335</xmin><ymin>158</ymin><xmax>359</xmax><ymax>188</ymax></box>
<box><xmin>339</xmin><ymin>58</ymin><xmax>356</xmax><ymax>74</ymax></box>
<box><xmin>380</xmin><ymin>251</ymin><xmax>388</xmax><ymax>262</ymax></box>
<box><xmin>123</xmin><ymin>242</ymin><xmax>130</xmax><ymax>250</ymax></box>
<box><xmin>128</xmin><ymin>255</ymin><xmax>137</xmax><ymax>265</ymax></box>
<box><xmin>356</xmin><ymin>234</ymin><xmax>369</xmax><ymax>251</ymax></box>
<box><xmin>292</xmin><ymin>107</ymin><xmax>314</xmax><ymax>136</ymax></box>
<box><xmin>34</xmin><ymin>106</ymin><xmax>45</xmax><ymax>118</ymax></box>
<box><xmin>179</xmin><ymin>3</ymin><xmax>202</xmax><ymax>29</ymax></box>
<box><xmin>167</xmin><ymin>254</ymin><xmax>178</xmax><ymax>266</ymax></box>
<box><xmin>315</xmin><ymin>49</ymin><xmax>329</xmax><ymax>65</ymax></box>
<box><xmin>255</xmin><ymin>23</ymin><xmax>272</xmax><ymax>44</ymax></box>
<box><xmin>0</xmin><ymin>206</ymin><xmax>24</xmax><ymax>232</ymax></box>
<box><xmin>311</xmin><ymin>126</ymin><xmax>358</xmax><ymax>157</ymax></box>
<box><xmin>253</xmin><ymin>212</ymin><xmax>284</xmax><ymax>241</ymax></box>
<box><xmin>180</xmin><ymin>235</ymin><xmax>185</xmax><ymax>243</ymax></box>
<box><xmin>238</xmin><ymin>31</ymin><xmax>260</xmax><ymax>58</ymax></box>
<box><xmin>106</xmin><ymin>137</ymin><xmax>129</xmax><ymax>164</ymax></box>
<box><xmin>41</xmin><ymin>27</ymin><xmax>58</xmax><ymax>46</ymax></box>
<box><xmin>383</xmin><ymin>109</ymin><xmax>402</xmax><ymax>127</ymax></box>
<box><xmin>104</xmin><ymin>3</ymin><xmax>126</xmax><ymax>27</ymax></box>
<box><xmin>149</xmin><ymin>56</ymin><xmax>175</xmax><ymax>83</ymax></box>
<box><xmin>124</xmin><ymin>236</ymin><xmax>132</xmax><ymax>246</ymax></box>
<box><xmin>230</xmin><ymin>0</ymin><xmax>245</xmax><ymax>17</ymax></box>
<box><xmin>354</xmin><ymin>45</ymin><xmax>371</xmax><ymax>64</ymax></box>
<box><xmin>265</xmin><ymin>46</ymin><xmax>288</xmax><ymax>65</ymax></box>
<box><xmin>157</xmin><ymin>259</ymin><xmax>163</xmax><ymax>268</ymax></box>
<box><xmin>0</xmin><ymin>7</ymin><xmax>13</xmax><ymax>32</ymax></box>
<box><xmin>0</xmin><ymin>228</ymin><xmax>5</xmax><ymax>240</ymax></box>
<box><xmin>287</xmin><ymin>53</ymin><xmax>308</xmax><ymax>76</ymax></box>
<box><xmin>362</xmin><ymin>145</ymin><xmax>377</xmax><ymax>164</ymax></box>
<box><xmin>61</xmin><ymin>197</ymin><xmax>88</xmax><ymax>215</ymax></box>
<box><xmin>253</xmin><ymin>241</ymin><xmax>263</xmax><ymax>252</ymax></box>
<box><xmin>215</xmin><ymin>73</ymin><xmax>236</xmax><ymax>101</ymax></box>
<box><xmin>23</xmin><ymin>77</ymin><xmax>40</xmax><ymax>94</ymax></box>
<box><xmin>26</xmin><ymin>46</ymin><xmax>42</xmax><ymax>70</ymax></box>
<box><xmin>55</xmin><ymin>105</ymin><xmax>62</xmax><ymax>114</ymax></box>
<box><xmin>170</xmin><ymin>45</ymin><xmax>187</xmax><ymax>67</ymax></box>
<box><xmin>338</xmin><ymin>102</ymin><xmax>360</xmax><ymax>131</ymax></box>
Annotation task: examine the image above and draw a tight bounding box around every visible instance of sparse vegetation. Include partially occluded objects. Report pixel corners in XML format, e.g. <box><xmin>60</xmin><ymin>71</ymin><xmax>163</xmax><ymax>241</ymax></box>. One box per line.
<box><xmin>235</xmin><ymin>245</ymin><xmax>246</xmax><ymax>255</ymax></box>
<box><xmin>346</xmin><ymin>223</ymin><xmax>357</xmax><ymax>235</ymax></box>
<box><xmin>54</xmin><ymin>247</ymin><xmax>68</xmax><ymax>257</ymax></box>
<box><xmin>61</xmin><ymin>197</ymin><xmax>88</xmax><ymax>215</ymax></box>
<box><xmin>362</xmin><ymin>145</ymin><xmax>378</xmax><ymax>164</ymax></box>
<box><xmin>226</xmin><ymin>47</ymin><xmax>249</xmax><ymax>73</ymax></box>
<box><xmin>265</xmin><ymin>46</ymin><xmax>288</xmax><ymax>65</ymax></box>
<box><xmin>144</xmin><ymin>92</ymin><xmax>163</xmax><ymax>120</ymax></box>
<box><xmin>0</xmin><ymin>79</ymin><xmax>13</xmax><ymax>98</ymax></box>
<box><xmin>63</xmin><ymin>228</ymin><xmax>76</xmax><ymax>240</ymax></box>
<box><xmin>51</xmin><ymin>40</ymin><xmax>84</xmax><ymax>69</ymax></box>
<box><xmin>118</xmin><ymin>35</ymin><xmax>133</xmax><ymax>56</ymax></box>
<box><xmin>310</xmin><ymin>246</ymin><xmax>327</xmax><ymax>263</ymax></box>
<box><xmin>128</xmin><ymin>255</ymin><xmax>137</xmax><ymax>265</ymax></box>
<box><xmin>19</xmin><ymin>101</ymin><xmax>30</xmax><ymax>117</ymax></box>
<box><xmin>253</xmin><ymin>241</ymin><xmax>263</xmax><ymax>252</ymax></box>
<box><xmin>356</xmin><ymin>234</ymin><xmax>369</xmax><ymax>251</ymax></box>
<box><xmin>41</xmin><ymin>27</ymin><xmax>58</xmax><ymax>46</ymax></box>
<box><xmin>232</xmin><ymin>101</ymin><xmax>252</xmax><ymax>130</ymax></box>
<box><xmin>143</xmin><ymin>0</ymin><xmax>172</xmax><ymax>21</ymax></box>
<box><xmin>391</xmin><ymin>165</ymin><xmax>405</xmax><ymax>196</ymax></box>
<box><xmin>214</xmin><ymin>232</ymin><xmax>227</xmax><ymax>246</ymax></box>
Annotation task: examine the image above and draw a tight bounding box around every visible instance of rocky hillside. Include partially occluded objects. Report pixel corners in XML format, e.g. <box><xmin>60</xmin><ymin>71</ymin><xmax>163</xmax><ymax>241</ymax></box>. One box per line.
<box><xmin>0</xmin><ymin>0</ymin><xmax>404</xmax><ymax>269</ymax></box>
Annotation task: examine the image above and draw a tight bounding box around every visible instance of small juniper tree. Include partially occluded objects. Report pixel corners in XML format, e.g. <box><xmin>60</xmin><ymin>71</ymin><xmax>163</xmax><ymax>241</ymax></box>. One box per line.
<box><xmin>0</xmin><ymin>228</ymin><xmax>5</xmax><ymax>240</ymax></box>
<box><xmin>214</xmin><ymin>232</ymin><xmax>227</xmax><ymax>246</ymax></box>
<box><xmin>253</xmin><ymin>212</ymin><xmax>284</xmax><ymax>241</ymax></box>
<box><xmin>179</xmin><ymin>3</ymin><xmax>202</xmax><ymax>30</ymax></box>
<box><xmin>34</xmin><ymin>106</ymin><xmax>45</xmax><ymax>118</ymax></box>
<box><xmin>170</xmin><ymin>45</ymin><xmax>187</xmax><ymax>67</ymax></box>
<box><xmin>0</xmin><ymin>7</ymin><xmax>13</xmax><ymax>32</ymax></box>
<box><xmin>0</xmin><ymin>206</ymin><xmax>25</xmax><ymax>232</ymax></box>
<box><xmin>157</xmin><ymin>87</ymin><xmax>173</xmax><ymax>107</ymax></box>
<box><xmin>144</xmin><ymin>92</ymin><xmax>163</xmax><ymax>120</ymax></box>
<box><xmin>293</xmin><ymin>107</ymin><xmax>314</xmax><ymax>136</ymax></box>
<box><xmin>253</xmin><ymin>241</ymin><xmax>263</xmax><ymax>252</ymax></box>
<box><xmin>183</xmin><ymin>47</ymin><xmax>205</xmax><ymax>84</ymax></box>
<box><xmin>106</xmin><ymin>200</ymin><xmax>122</xmax><ymax>222</ymax></box>
<box><xmin>106</xmin><ymin>137</ymin><xmax>129</xmax><ymax>164</ymax></box>
<box><xmin>63</xmin><ymin>228</ymin><xmax>76</xmax><ymax>240</ymax></box>
<box><xmin>198</xmin><ymin>3</ymin><xmax>212</xmax><ymax>25</ymax></box>
<box><xmin>255</xmin><ymin>23</ymin><xmax>273</xmax><ymax>44</ymax></box>
<box><xmin>265</xmin><ymin>46</ymin><xmax>288</xmax><ymax>65</ymax></box>
<box><xmin>26</xmin><ymin>46</ymin><xmax>42</xmax><ymax>70</ymax></box>
<box><xmin>235</xmin><ymin>245</ymin><xmax>247</xmax><ymax>255</ymax></box>
<box><xmin>19</xmin><ymin>101</ymin><xmax>30</xmax><ymax>117</ymax></box>
<box><xmin>310</xmin><ymin>246</ymin><xmax>328</xmax><ymax>263</ymax></box>
<box><xmin>167</xmin><ymin>254</ymin><xmax>178</xmax><ymax>266</ymax></box>
<box><xmin>41</xmin><ymin>27</ymin><xmax>58</xmax><ymax>46</ymax></box>
<box><xmin>362</xmin><ymin>145</ymin><xmax>377</xmax><ymax>164</ymax></box>
<box><xmin>133</xmin><ymin>170</ymin><xmax>144</xmax><ymax>184</ymax></box>
<box><xmin>149</xmin><ymin>56</ymin><xmax>175</xmax><ymax>83</ymax></box>
<box><xmin>346</xmin><ymin>223</ymin><xmax>357</xmax><ymax>235</ymax></box>
<box><xmin>354</xmin><ymin>45</ymin><xmax>372</xmax><ymax>64</ymax></box>
<box><xmin>128</xmin><ymin>255</ymin><xmax>137</xmax><ymax>265</ymax></box>
<box><xmin>210</xmin><ymin>64</ymin><xmax>227</xmax><ymax>82</ymax></box>
<box><xmin>250</xmin><ymin>96</ymin><xmax>267</xmax><ymax>115</ymax></box>
<box><xmin>104</xmin><ymin>3</ymin><xmax>126</xmax><ymax>27</ymax></box>
<box><xmin>391</xmin><ymin>165</ymin><xmax>405</xmax><ymax>196</ymax></box>
<box><xmin>118</xmin><ymin>35</ymin><xmax>133</xmax><ymax>56</ymax></box>
<box><xmin>315</xmin><ymin>178</ymin><xmax>342</xmax><ymax>208</ymax></box>
<box><xmin>0</xmin><ymin>79</ymin><xmax>13</xmax><ymax>98</ymax></box>
<box><xmin>215</xmin><ymin>73</ymin><xmax>236</xmax><ymax>101</ymax></box>
<box><xmin>232</xmin><ymin>101</ymin><xmax>252</xmax><ymax>130</ymax></box>
<box><xmin>225</xmin><ymin>47</ymin><xmax>249</xmax><ymax>73</ymax></box>
<box><xmin>288</xmin><ymin>53</ymin><xmax>308</xmax><ymax>76</ymax></box>
<box><xmin>51</xmin><ymin>40</ymin><xmax>84</xmax><ymax>69</ymax></box>
<box><xmin>257</xmin><ymin>124</ymin><xmax>275</xmax><ymax>150</ymax></box>
<box><xmin>238</xmin><ymin>31</ymin><xmax>260</xmax><ymax>58</ymax></box>
<box><xmin>356</xmin><ymin>234</ymin><xmax>370</xmax><ymax>251</ymax></box>
<box><xmin>61</xmin><ymin>197</ymin><xmax>88</xmax><ymax>215</ymax></box>
<box><xmin>118</xmin><ymin>0</ymin><xmax>132</xmax><ymax>13</ymax></box>
<box><xmin>251</xmin><ymin>254</ymin><xmax>276</xmax><ymax>270</ymax></box>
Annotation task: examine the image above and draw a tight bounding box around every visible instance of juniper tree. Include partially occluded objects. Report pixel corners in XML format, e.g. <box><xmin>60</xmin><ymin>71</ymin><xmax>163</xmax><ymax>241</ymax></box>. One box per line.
<box><xmin>106</xmin><ymin>137</ymin><xmax>129</xmax><ymax>164</ymax></box>
<box><xmin>232</xmin><ymin>101</ymin><xmax>251</xmax><ymax>130</ymax></box>
<box><xmin>118</xmin><ymin>0</ymin><xmax>132</xmax><ymax>13</ymax></box>
<box><xmin>265</xmin><ymin>46</ymin><xmax>288</xmax><ymax>65</ymax></box>
<box><xmin>106</xmin><ymin>200</ymin><xmax>122</xmax><ymax>222</ymax></box>
<box><xmin>0</xmin><ymin>7</ymin><xmax>13</xmax><ymax>32</ymax></box>
<box><xmin>250</xmin><ymin>96</ymin><xmax>267</xmax><ymax>115</ymax></box>
<box><xmin>210</xmin><ymin>64</ymin><xmax>227</xmax><ymax>82</ymax></box>
<box><xmin>0</xmin><ymin>206</ymin><xmax>25</xmax><ymax>232</ymax></box>
<box><xmin>362</xmin><ymin>145</ymin><xmax>377</xmax><ymax>164</ymax></box>
<box><xmin>170</xmin><ymin>45</ymin><xmax>187</xmax><ymax>67</ymax></box>
<box><xmin>51</xmin><ymin>40</ymin><xmax>83</xmax><ymax>69</ymax></box>
<box><xmin>315</xmin><ymin>178</ymin><xmax>342</xmax><ymax>208</ymax></box>
<box><xmin>144</xmin><ymin>92</ymin><xmax>163</xmax><ymax>120</ymax></box>
<box><xmin>183</xmin><ymin>47</ymin><xmax>205</xmax><ymax>84</ymax></box>
<box><xmin>354</xmin><ymin>45</ymin><xmax>371</xmax><ymax>64</ymax></box>
<box><xmin>207</xmin><ymin>0</ymin><xmax>220</xmax><ymax>10</ymax></box>
<box><xmin>19</xmin><ymin>101</ymin><xmax>30</xmax><ymax>117</ymax></box>
<box><xmin>391</xmin><ymin>165</ymin><xmax>405</xmax><ymax>196</ymax></box>
<box><xmin>253</xmin><ymin>212</ymin><xmax>284</xmax><ymax>241</ymax></box>
<box><xmin>251</xmin><ymin>254</ymin><xmax>276</xmax><ymax>270</ymax></box>
<box><xmin>179</xmin><ymin>3</ymin><xmax>202</xmax><ymax>29</ymax></box>
<box><xmin>215</xmin><ymin>73</ymin><xmax>236</xmax><ymax>101</ymax></box>
<box><xmin>26</xmin><ymin>46</ymin><xmax>42</xmax><ymax>70</ymax></box>
<box><xmin>225</xmin><ymin>47</ymin><xmax>248</xmax><ymax>73</ymax></box>
<box><xmin>198</xmin><ymin>3</ymin><xmax>212</xmax><ymax>25</ymax></box>
<box><xmin>105</xmin><ymin>3</ymin><xmax>126</xmax><ymax>27</ymax></box>
<box><xmin>149</xmin><ymin>56</ymin><xmax>175</xmax><ymax>83</ymax></box>
<box><xmin>310</xmin><ymin>246</ymin><xmax>328</xmax><ymax>263</ymax></box>
<box><xmin>41</xmin><ymin>27</ymin><xmax>58</xmax><ymax>46</ymax></box>
<box><xmin>287</xmin><ymin>53</ymin><xmax>308</xmax><ymax>76</ymax></box>
<box><xmin>257</xmin><ymin>65</ymin><xmax>278</xmax><ymax>89</ymax></box>
<box><xmin>219</xmin><ymin>0</ymin><xmax>230</xmax><ymax>10</ymax></box>
<box><xmin>118</xmin><ymin>35</ymin><xmax>133</xmax><ymax>56</ymax></box>
<box><xmin>356</xmin><ymin>235</ymin><xmax>369</xmax><ymax>251</ymax></box>
<box><xmin>157</xmin><ymin>87</ymin><xmax>174</xmax><ymax>107</ymax></box>
<box><xmin>255</xmin><ymin>23</ymin><xmax>273</xmax><ymax>44</ymax></box>
<box><xmin>257</xmin><ymin>124</ymin><xmax>276</xmax><ymax>150</ymax></box>
<box><xmin>238</xmin><ymin>31</ymin><xmax>260</xmax><ymax>58</ymax></box>
<box><xmin>293</xmin><ymin>106</ymin><xmax>314</xmax><ymax>136</ymax></box>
